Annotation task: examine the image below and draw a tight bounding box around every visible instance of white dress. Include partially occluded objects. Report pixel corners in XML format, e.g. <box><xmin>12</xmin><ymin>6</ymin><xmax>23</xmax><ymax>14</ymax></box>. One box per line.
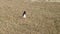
<box><xmin>23</xmin><ymin>14</ymin><xmax>26</xmax><ymax>18</ymax></box>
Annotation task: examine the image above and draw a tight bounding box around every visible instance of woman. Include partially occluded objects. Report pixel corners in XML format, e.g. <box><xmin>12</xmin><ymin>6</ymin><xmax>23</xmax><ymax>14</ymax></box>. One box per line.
<box><xmin>22</xmin><ymin>11</ymin><xmax>26</xmax><ymax>18</ymax></box>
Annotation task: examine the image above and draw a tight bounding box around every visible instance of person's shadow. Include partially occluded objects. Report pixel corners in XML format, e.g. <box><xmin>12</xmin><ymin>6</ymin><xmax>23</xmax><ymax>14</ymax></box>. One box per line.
<box><xmin>18</xmin><ymin>11</ymin><xmax>26</xmax><ymax>19</ymax></box>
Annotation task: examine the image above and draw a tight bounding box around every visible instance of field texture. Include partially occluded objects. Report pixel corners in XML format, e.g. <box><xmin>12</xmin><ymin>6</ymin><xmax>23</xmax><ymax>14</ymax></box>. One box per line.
<box><xmin>0</xmin><ymin>0</ymin><xmax>60</xmax><ymax>34</ymax></box>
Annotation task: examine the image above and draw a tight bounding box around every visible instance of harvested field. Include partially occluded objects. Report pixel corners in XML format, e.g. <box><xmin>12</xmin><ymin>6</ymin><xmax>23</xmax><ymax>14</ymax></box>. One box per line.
<box><xmin>0</xmin><ymin>0</ymin><xmax>60</xmax><ymax>34</ymax></box>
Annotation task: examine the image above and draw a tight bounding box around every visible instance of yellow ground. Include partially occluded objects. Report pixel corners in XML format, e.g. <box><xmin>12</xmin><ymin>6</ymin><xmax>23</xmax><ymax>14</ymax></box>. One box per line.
<box><xmin>0</xmin><ymin>0</ymin><xmax>60</xmax><ymax>34</ymax></box>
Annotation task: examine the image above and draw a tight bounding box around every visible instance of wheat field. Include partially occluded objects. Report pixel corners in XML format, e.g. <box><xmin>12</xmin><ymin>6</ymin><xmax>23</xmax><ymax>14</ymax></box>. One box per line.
<box><xmin>0</xmin><ymin>0</ymin><xmax>60</xmax><ymax>34</ymax></box>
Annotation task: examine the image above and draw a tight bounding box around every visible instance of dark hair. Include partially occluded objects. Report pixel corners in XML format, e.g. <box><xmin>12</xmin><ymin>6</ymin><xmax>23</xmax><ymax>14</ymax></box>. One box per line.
<box><xmin>22</xmin><ymin>11</ymin><xmax>26</xmax><ymax>16</ymax></box>
<box><xmin>24</xmin><ymin>11</ymin><xmax>26</xmax><ymax>14</ymax></box>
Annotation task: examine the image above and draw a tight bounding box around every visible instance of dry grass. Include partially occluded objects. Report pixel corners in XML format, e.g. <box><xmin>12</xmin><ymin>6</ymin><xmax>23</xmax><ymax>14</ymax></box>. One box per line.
<box><xmin>0</xmin><ymin>0</ymin><xmax>60</xmax><ymax>34</ymax></box>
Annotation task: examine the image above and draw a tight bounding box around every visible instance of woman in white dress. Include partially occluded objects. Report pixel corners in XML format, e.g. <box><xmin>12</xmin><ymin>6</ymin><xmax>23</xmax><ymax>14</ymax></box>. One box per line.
<box><xmin>22</xmin><ymin>11</ymin><xmax>26</xmax><ymax>18</ymax></box>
